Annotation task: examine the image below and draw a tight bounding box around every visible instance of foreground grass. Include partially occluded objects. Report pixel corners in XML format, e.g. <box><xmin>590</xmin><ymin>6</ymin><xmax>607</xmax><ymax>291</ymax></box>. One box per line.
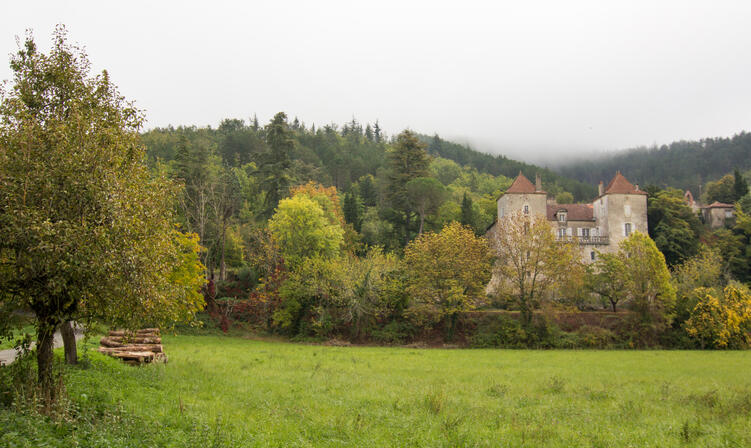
<box><xmin>2</xmin><ymin>335</ymin><xmax>751</xmax><ymax>447</ymax></box>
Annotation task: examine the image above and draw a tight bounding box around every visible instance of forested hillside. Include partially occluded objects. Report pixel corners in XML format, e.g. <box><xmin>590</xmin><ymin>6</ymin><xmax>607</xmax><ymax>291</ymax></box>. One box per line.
<box><xmin>422</xmin><ymin>134</ymin><xmax>596</xmax><ymax>200</ymax></box>
<box><xmin>555</xmin><ymin>132</ymin><xmax>751</xmax><ymax>192</ymax></box>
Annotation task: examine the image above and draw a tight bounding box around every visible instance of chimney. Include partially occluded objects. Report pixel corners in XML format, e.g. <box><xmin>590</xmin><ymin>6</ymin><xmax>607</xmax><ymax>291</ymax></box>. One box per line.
<box><xmin>598</xmin><ymin>181</ymin><xmax>604</xmax><ymax>196</ymax></box>
<box><xmin>535</xmin><ymin>174</ymin><xmax>542</xmax><ymax>191</ymax></box>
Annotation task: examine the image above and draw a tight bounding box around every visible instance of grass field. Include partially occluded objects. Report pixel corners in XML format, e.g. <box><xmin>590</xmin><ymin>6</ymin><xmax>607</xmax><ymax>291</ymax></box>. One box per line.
<box><xmin>1</xmin><ymin>334</ymin><xmax>751</xmax><ymax>447</ymax></box>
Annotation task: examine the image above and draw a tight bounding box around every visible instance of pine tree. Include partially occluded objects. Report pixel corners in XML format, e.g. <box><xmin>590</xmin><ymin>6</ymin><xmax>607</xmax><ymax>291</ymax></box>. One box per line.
<box><xmin>259</xmin><ymin>112</ymin><xmax>293</xmax><ymax>218</ymax></box>
<box><xmin>374</xmin><ymin>120</ymin><xmax>382</xmax><ymax>143</ymax></box>
<box><xmin>359</xmin><ymin>174</ymin><xmax>378</xmax><ymax>207</ymax></box>
<box><xmin>343</xmin><ymin>191</ymin><xmax>363</xmax><ymax>232</ymax></box>
<box><xmin>364</xmin><ymin>124</ymin><xmax>374</xmax><ymax>142</ymax></box>
<box><xmin>386</xmin><ymin>130</ymin><xmax>431</xmax><ymax>244</ymax></box>
<box><xmin>733</xmin><ymin>169</ymin><xmax>748</xmax><ymax>202</ymax></box>
<box><xmin>460</xmin><ymin>192</ymin><xmax>475</xmax><ymax>230</ymax></box>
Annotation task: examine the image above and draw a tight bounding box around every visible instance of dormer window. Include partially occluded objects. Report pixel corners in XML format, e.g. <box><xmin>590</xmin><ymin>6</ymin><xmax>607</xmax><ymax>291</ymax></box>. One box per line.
<box><xmin>558</xmin><ymin>210</ymin><xmax>567</xmax><ymax>222</ymax></box>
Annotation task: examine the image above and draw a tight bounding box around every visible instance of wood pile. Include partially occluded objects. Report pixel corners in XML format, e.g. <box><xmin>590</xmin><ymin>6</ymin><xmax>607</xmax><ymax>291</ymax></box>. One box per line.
<box><xmin>98</xmin><ymin>328</ymin><xmax>167</xmax><ymax>365</ymax></box>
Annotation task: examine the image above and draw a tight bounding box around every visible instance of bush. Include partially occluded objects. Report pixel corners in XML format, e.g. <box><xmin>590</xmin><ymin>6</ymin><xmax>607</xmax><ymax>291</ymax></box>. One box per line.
<box><xmin>575</xmin><ymin>325</ymin><xmax>615</xmax><ymax>349</ymax></box>
<box><xmin>369</xmin><ymin>320</ymin><xmax>418</xmax><ymax>345</ymax></box>
<box><xmin>469</xmin><ymin>314</ymin><xmax>529</xmax><ymax>348</ymax></box>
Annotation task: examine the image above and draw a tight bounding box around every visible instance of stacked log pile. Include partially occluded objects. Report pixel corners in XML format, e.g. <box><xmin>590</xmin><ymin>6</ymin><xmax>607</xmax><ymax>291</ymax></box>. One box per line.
<box><xmin>98</xmin><ymin>328</ymin><xmax>167</xmax><ymax>365</ymax></box>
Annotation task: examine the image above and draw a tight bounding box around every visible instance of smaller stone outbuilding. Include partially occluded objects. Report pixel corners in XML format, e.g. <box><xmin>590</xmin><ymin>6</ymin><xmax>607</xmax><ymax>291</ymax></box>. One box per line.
<box><xmin>701</xmin><ymin>202</ymin><xmax>735</xmax><ymax>229</ymax></box>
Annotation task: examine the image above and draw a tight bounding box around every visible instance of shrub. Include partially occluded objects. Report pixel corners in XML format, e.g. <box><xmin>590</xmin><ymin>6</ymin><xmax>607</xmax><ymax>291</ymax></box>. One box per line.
<box><xmin>469</xmin><ymin>314</ymin><xmax>528</xmax><ymax>348</ymax></box>
<box><xmin>369</xmin><ymin>320</ymin><xmax>418</xmax><ymax>345</ymax></box>
<box><xmin>575</xmin><ymin>325</ymin><xmax>615</xmax><ymax>349</ymax></box>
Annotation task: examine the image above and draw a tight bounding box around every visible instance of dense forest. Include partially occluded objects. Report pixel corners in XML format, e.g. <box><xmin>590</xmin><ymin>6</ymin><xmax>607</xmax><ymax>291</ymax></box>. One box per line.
<box><xmin>140</xmin><ymin>116</ymin><xmax>596</xmax><ymax>276</ymax></box>
<box><xmin>555</xmin><ymin>132</ymin><xmax>751</xmax><ymax>194</ymax></box>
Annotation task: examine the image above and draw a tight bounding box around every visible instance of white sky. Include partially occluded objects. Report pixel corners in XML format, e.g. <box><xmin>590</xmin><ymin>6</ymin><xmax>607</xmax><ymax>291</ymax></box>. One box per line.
<box><xmin>2</xmin><ymin>1</ymin><xmax>751</xmax><ymax>161</ymax></box>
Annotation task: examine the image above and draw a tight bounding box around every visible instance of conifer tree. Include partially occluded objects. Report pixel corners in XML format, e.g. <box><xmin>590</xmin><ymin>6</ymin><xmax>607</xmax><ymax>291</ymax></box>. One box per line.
<box><xmin>343</xmin><ymin>191</ymin><xmax>363</xmax><ymax>232</ymax></box>
<box><xmin>460</xmin><ymin>192</ymin><xmax>475</xmax><ymax>230</ymax></box>
<box><xmin>385</xmin><ymin>130</ymin><xmax>430</xmax><ymax>244</ymax></box>
<box><xmin>733</xmin><ymin>169</ymin><xmax>748</xmax><ymax>202</ymax></box>
<box><xmin>259</xmin><ymin>112</ymin><xmax>293</xmax><ymax>218</ymax></box>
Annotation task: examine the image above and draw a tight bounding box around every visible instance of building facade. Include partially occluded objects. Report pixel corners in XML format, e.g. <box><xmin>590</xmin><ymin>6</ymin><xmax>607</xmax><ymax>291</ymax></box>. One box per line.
<box><xmin>487</xmin><ymin>171</ymin><xmax>648</xmax><ymax>262</ymax></box>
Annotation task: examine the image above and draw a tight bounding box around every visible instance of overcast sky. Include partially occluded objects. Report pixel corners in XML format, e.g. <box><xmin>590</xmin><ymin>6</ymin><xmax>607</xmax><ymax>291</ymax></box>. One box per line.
<box><xmin>2</xmin><ymin>1</ymin><xmax>751</xmax><ymax>162</ymax></box>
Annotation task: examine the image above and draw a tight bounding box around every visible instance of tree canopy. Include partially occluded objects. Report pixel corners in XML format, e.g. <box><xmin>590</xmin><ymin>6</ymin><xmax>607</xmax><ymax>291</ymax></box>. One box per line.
<box><xmin>0</xmin><ymin>27</ymin><xmax>205</xmax><ymax>396</ymax></box>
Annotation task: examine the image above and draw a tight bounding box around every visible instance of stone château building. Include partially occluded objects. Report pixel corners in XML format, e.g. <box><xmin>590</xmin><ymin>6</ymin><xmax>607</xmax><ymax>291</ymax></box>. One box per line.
<box><xmin>486</xmin><ymin>171</ymin><xmax>648</xmax><ymax>262</ymax></box>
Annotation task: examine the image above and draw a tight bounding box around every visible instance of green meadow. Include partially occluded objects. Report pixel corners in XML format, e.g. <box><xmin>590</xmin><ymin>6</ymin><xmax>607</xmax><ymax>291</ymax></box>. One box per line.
<box><xmin>2</xmin><ymin>334</ymin><xmax>750</xmax><ymax>447</ymax></box>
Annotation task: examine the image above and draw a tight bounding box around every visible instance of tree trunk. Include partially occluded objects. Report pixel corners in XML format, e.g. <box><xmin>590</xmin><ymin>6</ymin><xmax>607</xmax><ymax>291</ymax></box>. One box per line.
<box><xmin>418</xmin><ymin>212</ymin><xmax>425</xmax><ymax>236</ymax></box>
<box><xmin>60</xmin><ymin>320</ymin><xmax>77</xmax><ymax>365</ymax></box>
<box><xmin>610</xmin><ymin>300</ymin><xmax>617</xmax><ymax>313</ymax></box>
<box><xmin>36</xmin><ymin>319</ymin><xmax>57</xmax><ymax>402</ymax></box>
<box><xmin>220</xmin><ymin>225</ymin><xmax>227</xmax><ymax>281</ymax></box>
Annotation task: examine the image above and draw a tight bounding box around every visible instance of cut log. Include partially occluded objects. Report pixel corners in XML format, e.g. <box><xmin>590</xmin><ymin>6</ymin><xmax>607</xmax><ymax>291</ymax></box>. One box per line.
<box><xmin>100</xmin><ymin>336</ymin><xmax>161</xmax><ymax>347</ymax></box>
<box><xmin>98</xmin><ymin>344</ymin><xmax>163</xmax><ymax>353</ymax></box>
<box><xmin>108</xmin><ymin>329</ymin><xmax>160</xmax><ymax>337</ymax></box>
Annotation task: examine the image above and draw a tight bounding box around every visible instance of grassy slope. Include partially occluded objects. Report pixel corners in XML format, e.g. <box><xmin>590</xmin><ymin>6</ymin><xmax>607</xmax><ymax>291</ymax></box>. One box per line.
<box><xmin>2</xmin><ymin>334</ymin><xmax>751</xmax><ymax>447</ymax></box>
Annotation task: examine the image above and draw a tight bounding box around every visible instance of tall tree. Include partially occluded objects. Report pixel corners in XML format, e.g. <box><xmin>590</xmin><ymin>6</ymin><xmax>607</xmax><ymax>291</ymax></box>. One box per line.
<box><xmin>259</xmin><ymin>112</ymin><xmax>293</xmax><ymax>218</ymax></box>
<box><xmin>460</xmin><ymin>192</ymin><xmax>476</xmax><ymax>230</ymax></box>
<box><xmin>343</xmin><ymin>191</ymin><xmax>363</xmax><ymax>232</ymax></box>
<box><xmin>406</xmin><ymin>177</ymin><xmax>446</xmax><ymax>235</ymax></box>
<box><xmin>358</xmin><ymin>174</ymin><xmax>378</xmax><ymax>207</ymax></box>
<box><xmin>619</xmin><ymin>232</ymin><xmax>677</xmax><ymax>326</ymax></box>
<box><xmin>733</xmin><ymin>169</ymin><xmax>749</xmax><ymax>202</ymax></box>
<box><xmin>385</xmin><ymin>130</ymin><xmax>430</xmax><ymax>245</ymax></box>
<box><xmin>0</xmin><ymin>28</ymin><xmax>205</xmax><ymax>398</ymax></box>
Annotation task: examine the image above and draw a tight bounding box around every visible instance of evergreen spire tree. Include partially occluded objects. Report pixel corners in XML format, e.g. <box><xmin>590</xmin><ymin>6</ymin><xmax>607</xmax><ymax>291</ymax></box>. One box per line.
<box><xmin>259</xmin><ymin>112</ymin><xmax>293</xmax><ymax>218</ymax></box>
<box><xmin>733</xmin><ymin>168</ymin><xmax>748</xmax><ymax>202</ymax></box>
<box><xmin>374</xmin><ymin>120</ymin><xmax>382</xmax><ymax>143</ymax></box>
<box><xmin>460</xmin><ymin>192</ymin><xmax>475</xmax><ymax>230</ymax></box>
<box><xmin>343</xmin><ymin>191</ymin><xmax>363</xmax><ymax>232</ymax></box>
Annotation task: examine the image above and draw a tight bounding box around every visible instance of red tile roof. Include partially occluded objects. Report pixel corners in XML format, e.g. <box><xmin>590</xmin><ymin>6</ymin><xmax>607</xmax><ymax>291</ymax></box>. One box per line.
<box><xmin>547</xmin><ymin>204</ymin><xmax>594</xmax><ymax>221</ymax></box>
<box><xmin>703</xmin><ymin>201</ymin><xmax>734</xmax><ymax>209</ymax></box>
<box><xmin>603</xmin><ymin>172</ymin><xmax>647</xmax><ymax>195</ymax></box>
<box><xmin>506</xmin><ymin>172</ymin><xmax>544</xmax><ymax>194</ymax></box>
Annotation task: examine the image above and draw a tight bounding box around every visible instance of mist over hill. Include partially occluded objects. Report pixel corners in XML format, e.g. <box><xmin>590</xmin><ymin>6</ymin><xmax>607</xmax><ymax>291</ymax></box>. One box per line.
<box><xmin>547</xmin><ymin>131</ymin><xmax>751</xmax><ymax>192</ymax></box>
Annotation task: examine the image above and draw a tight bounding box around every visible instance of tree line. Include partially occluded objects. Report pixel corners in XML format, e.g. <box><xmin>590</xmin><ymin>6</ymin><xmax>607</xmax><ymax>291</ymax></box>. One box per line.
<box><xmin>556</xmin><ymin>132</ymin><xmax>751</xmax><ymax>193</ymax></box>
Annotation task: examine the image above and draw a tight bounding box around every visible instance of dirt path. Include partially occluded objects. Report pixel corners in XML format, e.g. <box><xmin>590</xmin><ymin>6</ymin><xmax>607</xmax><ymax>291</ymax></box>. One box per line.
<box><xmin>0</xmin><ymin>327</ymin><xmax>85</xmax><ymax>366</ymax></box>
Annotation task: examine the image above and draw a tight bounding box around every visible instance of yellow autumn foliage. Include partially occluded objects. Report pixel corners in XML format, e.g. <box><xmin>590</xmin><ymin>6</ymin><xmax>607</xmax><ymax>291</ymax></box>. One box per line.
<box><xmin>685</xmin><ymin>284</ymin><xmax>751</xmax><ymax>349</ymax></box>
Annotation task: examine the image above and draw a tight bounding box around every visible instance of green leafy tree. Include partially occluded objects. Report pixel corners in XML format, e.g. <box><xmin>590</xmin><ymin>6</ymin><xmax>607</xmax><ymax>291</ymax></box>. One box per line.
<box><xmin>555</xmin><ymin>191</ymin><xmax>574</xmax><ymax>204</ymax></box>
<box><xmin>588</xmin><ymin>252</ymin><xmax>628</xmax><ymax>312</ymax></box>
<box><xmin>647</xmin><ymin>188</ymin><xmax>703</xmax><ymax>266</ymax></box>
<box><xmin>0</xmin><ymin>28</ymin><xmax>205</xmax><ymax>398</ymax></box>
<box><xmin>489</xmin><ymin>212</ymin><xmax>579</xmax><ymax>326</ymax></box>
<box><xmin>704</xmin><ymin>174</ymin><xmax>735</xmax><ymax>204</ymax></box>
<box><xmin>619</xmin><ymin>232</ymin><xmax>677</xmax><ymax>326</ymax></box>
<box><xmin>268</xmin><ymin>194</ymin><xmax>344</xmax><ymax>270</ymax></box>
<box><xmin>671</xmin><ymin>248</ymin><xmax>726</xmax><ymax>329</ymax></box>
<box><xmin>404</xmin><ymin>222</ymin><xmax>492</xmax><ymax>340</ymax></box>
<box><xmin>406</xmin><ymin>177</ymin><xmax>446</xmax><ymax>236</ymax></box>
